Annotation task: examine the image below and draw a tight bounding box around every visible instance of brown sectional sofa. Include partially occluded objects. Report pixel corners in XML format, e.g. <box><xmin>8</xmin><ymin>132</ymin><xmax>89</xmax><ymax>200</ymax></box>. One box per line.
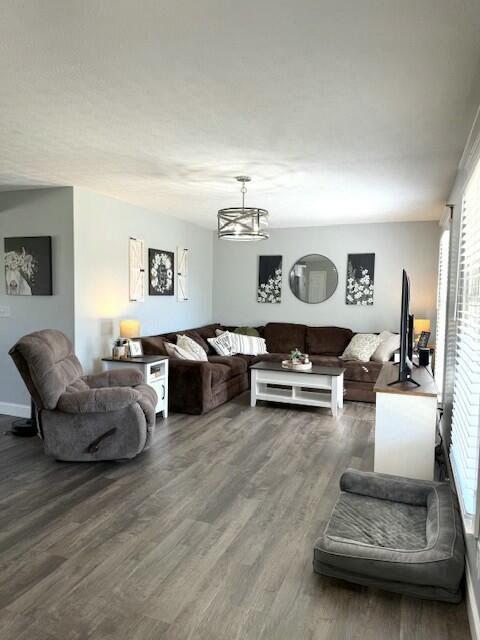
<box><xmin>140</xmin><ymin>322</ymin><xmax>384</xmax><ymax>415</ymax></box>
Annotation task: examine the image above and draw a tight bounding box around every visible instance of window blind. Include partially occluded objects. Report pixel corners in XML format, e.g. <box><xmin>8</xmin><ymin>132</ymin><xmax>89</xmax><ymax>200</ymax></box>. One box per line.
<box><xmin>450</xmin><ymin>159</ymin><xmax>480</xmax><ymax>520</ymax></box>
<box><xmin>435</xmin><ymin>228</ymin><xmax>450</xmax><ymax>401</ymax></box>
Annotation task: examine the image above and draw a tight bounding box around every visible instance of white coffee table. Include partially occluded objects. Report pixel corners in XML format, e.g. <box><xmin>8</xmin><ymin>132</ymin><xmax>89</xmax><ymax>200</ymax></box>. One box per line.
<box><xmin>250</xmin><ymin>361</ymin><xmax>345</xmax><ymax>416</ymax></box>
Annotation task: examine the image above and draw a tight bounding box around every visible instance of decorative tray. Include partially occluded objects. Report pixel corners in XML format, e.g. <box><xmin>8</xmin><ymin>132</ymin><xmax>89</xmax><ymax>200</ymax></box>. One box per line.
<box><xmin>281</xmin><ymin>360</ymin><xmax>312</xmax><ymax>371</ymax></box>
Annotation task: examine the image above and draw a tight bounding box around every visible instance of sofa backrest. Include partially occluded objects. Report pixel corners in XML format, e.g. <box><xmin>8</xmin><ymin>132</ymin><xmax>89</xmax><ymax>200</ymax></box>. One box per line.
<box><xmin>141</xmin><ymin>323</ymin><xmax>224</xmax><ymax>356</ymax></box>
<box><xmin>264</xmin><ymin>323</ymin><xmax>307</xmax><ymax>353</ymax></box>
<box><xmin>9</xmin><ymin>329</ymin><xmax>84</xmax><ymax>410</ymax></box>
<box><xmin>306</xmin><ymin>326</ymin><xmax>353</xmax><ymax>356</ymax></box>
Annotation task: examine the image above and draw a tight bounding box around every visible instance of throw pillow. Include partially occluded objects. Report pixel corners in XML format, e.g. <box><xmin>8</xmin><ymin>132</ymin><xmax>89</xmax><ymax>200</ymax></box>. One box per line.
<box><xmin>234</xmin><ymin>326</ymin><xmax>260</xmax><ymax>337</ymax></box>
<box><xmin>229</xmin><ymin>332</ymin><xmax>268</xmax><ymax>356</ymax></box>
<box><xmin>371</xmin><ymin>331</ymin><xmax>400</xmax><ymax>363</ymax></box>
<box><xmin>178</xmin><ymin>330</ymin><xmax>209</xmax><ymax>353</ymax></box>
<box><xmin>208</xmin><ymin>332</ymin><xmax>234</xmax><ymax>356</ymax></box>
<box><xmin>177</xmin><ymin>334</ymin><xmax>208</xmax><ymax>361</ymax></box>
<box><xmin>165</xmin><ymin>342</ymin><xmax>206</xmax><ymax>361</ymax></box>
<box><xmin>340</xmin><ymin>334</ymin><xmax>383</xmax><ymax>362</ymax></box>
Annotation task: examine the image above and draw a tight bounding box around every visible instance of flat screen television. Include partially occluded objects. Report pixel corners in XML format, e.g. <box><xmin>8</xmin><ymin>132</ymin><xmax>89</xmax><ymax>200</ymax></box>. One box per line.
<box><xmin>388</xmin><ymin>269</ymin><xmax>419</xmax><ymax>388</ymax></box>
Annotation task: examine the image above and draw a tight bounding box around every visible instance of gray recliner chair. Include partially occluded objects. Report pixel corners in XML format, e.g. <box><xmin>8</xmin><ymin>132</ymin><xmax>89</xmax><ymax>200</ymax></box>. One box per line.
<box><xmin>313</xmin><ymin>469</ymin><xmax>465</xmax><ymax>602</ymax></box>
<box><xmin>9</xmin><ymin>329</ymin><xmax>157</xmax><ymax>461</ymax></box>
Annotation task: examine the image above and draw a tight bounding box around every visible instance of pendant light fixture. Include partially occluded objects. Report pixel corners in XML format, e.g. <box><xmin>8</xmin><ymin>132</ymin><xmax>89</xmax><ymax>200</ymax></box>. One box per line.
<box><xmin>217</xmin><ymin>176</ymin><xmax>269</xmax><ymax>241</ymax></box>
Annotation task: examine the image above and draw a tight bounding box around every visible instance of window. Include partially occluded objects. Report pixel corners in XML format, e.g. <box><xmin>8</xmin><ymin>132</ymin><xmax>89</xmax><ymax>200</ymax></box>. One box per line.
<box><xmin>450</xmin><ymin>158</ymin><xmax>480</xmax><ymax>525</ymax></box>
<box><xmin>435</xmin><ymin>227</ymin><xmax>450</xmax><ymax>401</ymax></box>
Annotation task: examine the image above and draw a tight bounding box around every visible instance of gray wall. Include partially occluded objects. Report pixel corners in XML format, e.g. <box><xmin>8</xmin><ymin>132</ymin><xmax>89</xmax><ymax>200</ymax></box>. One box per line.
<box><xmin>0</xmin><ymin>188</ymin><xmax>75</xmax><ymax>414</ymax></box>
<box><xmin>213</xmin><ymin>221</ymin><xmax>440</xmax><ymax>334</ymax></box>
<box><xmin>73</xmin><ymin>188</ymin><xmax>213</xmax><ymax>374</ymax></box>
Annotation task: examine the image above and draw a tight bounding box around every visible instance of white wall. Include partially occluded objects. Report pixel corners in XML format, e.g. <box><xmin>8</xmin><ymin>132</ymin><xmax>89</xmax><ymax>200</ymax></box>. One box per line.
<box><xmin>213</xmin><ymin>221</ymin><xmax>440</xmax><ymax>333</ymax></box>
<box><xmin>73</xmin><ymin>188</ymin><xmax>213</xmax><ymax>373</ymax></box>
<box><xmin>0</xmin><ymin>188</ymin><xmax>75</xmax><ymax>415</ymax></box>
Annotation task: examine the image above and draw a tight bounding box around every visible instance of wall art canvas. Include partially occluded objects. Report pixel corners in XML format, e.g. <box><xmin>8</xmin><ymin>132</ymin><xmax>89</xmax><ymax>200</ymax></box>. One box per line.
<box><xmin>149</xmin><ymin>249</ymin><xmax>174</xmax><ymax>296</ymax></box>
<box><xmin>129</xmin><ymin>237</ymin><xmax>145</xmax><ymax>302</ymax></box>
<box><xmin>257</xmin><ymin>255</ymin><xmax>282</xmax><ymax>303</ymax></box>
<box><xmin>346</xmin><ymin>253</ymin><xmax>375</xmax><ymax>305</ymax></box>
<box><xmin>177</xmin><ymin>247</ymin><xmax>188</xmax><ymax>302</ymax></box>
<box><xmin>4</xmin><ymin>236</ymin><xmax>52</xmax><ymax>295</ymax></box>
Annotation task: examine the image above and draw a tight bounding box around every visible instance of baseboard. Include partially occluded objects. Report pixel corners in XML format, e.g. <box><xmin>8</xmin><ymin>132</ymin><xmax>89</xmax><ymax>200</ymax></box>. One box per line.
<box><xmin>0</xmin><ymin>401</ymin><xmax>30</xmax><ymax>418</ymax></box>
<box><xmin>466</xmin><ymin>561</ymin><xmax>480</xmax><ymax>640</ymax></box>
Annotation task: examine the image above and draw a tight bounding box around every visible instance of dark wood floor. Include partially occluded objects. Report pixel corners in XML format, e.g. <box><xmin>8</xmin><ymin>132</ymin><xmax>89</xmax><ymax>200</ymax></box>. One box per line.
<box><xmin>0</xmin><ymin>396</ymin><xmax>470</xmax><ymax>639</ymax></box>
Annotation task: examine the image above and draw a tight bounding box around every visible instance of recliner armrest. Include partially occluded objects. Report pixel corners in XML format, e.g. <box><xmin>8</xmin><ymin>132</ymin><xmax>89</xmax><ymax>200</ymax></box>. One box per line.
<box><xmin>57</xmin><ymin>387</ymin><xmax>141</xmax><ymax>414</ymax></box>
<box><xmin>82</xmin><ymin>368</ymin><xmax>143</xmax><ymax>388</ymax></box>
<box><xmin>340</xmin><ymin>469</ymin><xmax>438</xmax><ymax>506</ymax></box>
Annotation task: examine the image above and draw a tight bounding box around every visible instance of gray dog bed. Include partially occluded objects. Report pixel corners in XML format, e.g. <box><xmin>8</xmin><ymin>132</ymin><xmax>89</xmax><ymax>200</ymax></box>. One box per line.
<box><xmin>313</xmin><ymin>469</ymin><xmax>465</xmax><ymax>602</ymax></box>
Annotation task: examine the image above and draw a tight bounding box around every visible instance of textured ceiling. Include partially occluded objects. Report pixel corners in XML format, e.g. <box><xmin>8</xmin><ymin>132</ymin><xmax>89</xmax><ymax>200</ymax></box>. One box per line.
<box><xmin>1</xmin><ymin>1</ymin><xmax>480</xmax><ymax>228</ymax></box>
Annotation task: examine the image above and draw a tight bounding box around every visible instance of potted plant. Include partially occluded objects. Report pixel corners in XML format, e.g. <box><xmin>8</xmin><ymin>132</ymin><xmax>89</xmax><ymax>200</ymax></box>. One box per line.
<box><xmin>113</xmin><ymin>337</ymin><xmax>128</xmax><ymax>360</ymax></box>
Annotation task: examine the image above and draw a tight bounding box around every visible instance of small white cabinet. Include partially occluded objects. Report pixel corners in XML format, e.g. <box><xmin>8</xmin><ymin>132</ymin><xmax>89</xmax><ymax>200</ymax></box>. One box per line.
<box><xmin>374</xmin><ymin>362</ymin><xmax>438</xmax><ymax>481</ymax></box>
<box><xmin>102</xmin><ymin>356</ymin><xmax>169</xmax><ymax>418</ymax></box>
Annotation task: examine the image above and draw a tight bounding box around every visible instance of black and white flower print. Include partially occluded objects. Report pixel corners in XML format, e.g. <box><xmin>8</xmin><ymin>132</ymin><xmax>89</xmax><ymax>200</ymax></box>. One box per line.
<box><xmin>346</xmin><ymin>253</ymin><xmax>375</xmax><ymax>306</ymax></box>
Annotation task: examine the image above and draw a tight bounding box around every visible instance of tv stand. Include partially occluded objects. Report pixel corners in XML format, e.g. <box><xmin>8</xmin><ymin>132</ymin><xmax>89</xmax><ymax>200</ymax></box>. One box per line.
<box><xmin>374</xmin><ymin>363</ymin><xmax>438</xmax><ymax>480</ymax></box>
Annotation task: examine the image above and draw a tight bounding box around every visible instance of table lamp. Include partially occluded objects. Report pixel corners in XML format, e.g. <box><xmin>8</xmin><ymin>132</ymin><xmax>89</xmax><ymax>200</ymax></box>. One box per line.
<box><xmin>414</xmin><ymin>318</ymin><xmax>430</xmax><ymax>337</ymax></box>
<box><xmin>120</xmin><ymin>319</ymin><xmax>141</xmax><ymax>339</ymax></box>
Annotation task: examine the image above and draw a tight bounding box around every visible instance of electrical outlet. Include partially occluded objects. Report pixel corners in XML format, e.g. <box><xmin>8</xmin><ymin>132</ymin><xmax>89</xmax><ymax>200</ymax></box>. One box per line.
<box><xmin>0</xmin><ymin>305</ymin><xmax>11</xmax><ymax>318</ymax></box>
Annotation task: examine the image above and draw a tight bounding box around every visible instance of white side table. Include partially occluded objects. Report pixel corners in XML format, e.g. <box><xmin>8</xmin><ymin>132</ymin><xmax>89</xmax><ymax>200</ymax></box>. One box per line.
<box><xmin>102</xmin><ymin>356</ymin><xmax>169</xmax><ymax>418</ymax></box>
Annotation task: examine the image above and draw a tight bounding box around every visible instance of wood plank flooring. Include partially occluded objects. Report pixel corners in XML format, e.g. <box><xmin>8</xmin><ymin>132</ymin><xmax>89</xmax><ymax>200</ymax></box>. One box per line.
<box><xmin>0</xmin><ymin>396</ymin><xmax>470</xmax><ymax>639</ymax></box>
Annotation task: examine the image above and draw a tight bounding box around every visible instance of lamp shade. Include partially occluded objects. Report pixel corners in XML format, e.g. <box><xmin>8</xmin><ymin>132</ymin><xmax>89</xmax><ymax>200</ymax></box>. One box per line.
<box><xmin>120</xmin><ymin>319</ymin><xmax>141</xmax><ymax>339</ymax></box>
<box><xmin>414</xmin><ymin>318</ymin><xmax>430</xmax><ymax>334</ymax></box>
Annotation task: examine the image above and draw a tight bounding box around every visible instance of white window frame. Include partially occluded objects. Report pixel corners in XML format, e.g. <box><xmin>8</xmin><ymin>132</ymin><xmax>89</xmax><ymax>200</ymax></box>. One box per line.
<box><xmin>435</xmin><ymin>225</ymin><xmax>450</xmax><ymax>402</ymax></box>
<box><xmin>450</xmin><ymin>161</ymin><xmax>480</xmax><ymax>537</ymax></box>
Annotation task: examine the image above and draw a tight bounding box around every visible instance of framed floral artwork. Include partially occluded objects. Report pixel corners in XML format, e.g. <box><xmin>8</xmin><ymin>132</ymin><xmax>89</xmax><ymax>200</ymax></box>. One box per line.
<box><xmin>149</xmin><ymin>249</ymin><xmax>174</xmax><ymax>296</ymax></box>
<box><xmin>4</xmin><ymin>236</ymin><xmax>52</xmax><ymax>295</ymax></box>
<box><xmin>257</xmin><ymin>255</ymin><xmax>282</xmax><ymax>303</ymax></box>
<box><xmin>346</xmin><ymin>253</ymin><xmax>375</xmax><ymax>305</ymax></box>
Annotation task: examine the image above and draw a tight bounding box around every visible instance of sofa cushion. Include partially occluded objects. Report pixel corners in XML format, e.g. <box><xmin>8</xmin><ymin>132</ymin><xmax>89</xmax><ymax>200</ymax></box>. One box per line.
<box><xmin>141</xmin><ymin>335</ymin><xmax>171</xmax><ymax>356</ymax></box>
<box><xmin>177</xmin><ymin>334</ymin><xmax>209</xmax><ymax>359</ymax></box>
<box><xmin>208</xmin><ymin>355</ymin><xmax>248</xmax><ymax>378</ymax></box>
<box><xmin>306</xmin><ymin>327</ymin><xmax>353</xmax><ymax>356</ymax></box>
<box><xmin>372</xmin><ymin>331</ymin><xmax>400</xmax><ymax>363</ymax></box>
<box><xmin>340</xmin><ymin>334</ymin><xmax>383</xmax><ymax>362</ymax></box>
<box><xmin>340</xmin><ymin>360</ymin><xmax>382</xmax><ymax>384</ymax></box>
<box><xmin>177</xmin><ymin>330</ymin><xmax>209</xmax><ymax>353</ymax></box>
<box><xmin>264</xmin><ymin>323</ymin><xmax>307</xmax><ymax>353</ymax></box>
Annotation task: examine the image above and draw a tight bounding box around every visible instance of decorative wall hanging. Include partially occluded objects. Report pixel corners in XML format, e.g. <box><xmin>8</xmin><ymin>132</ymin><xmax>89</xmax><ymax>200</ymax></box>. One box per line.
<box><xmin>4</xmin><ymin>236</ymin><xmax>52</xmax><ymax>295</ymax></box>
<box><xmin>177</xmin><ymin>247</ymin><xmax>189</xmax><ymax>302</ymax></box>
<box><xmin>257</xmin><ymin>255</ymin><xmax>282</xmax><ymax>303</ymax></box>
<box><xmin>129</xmin><ymin>237</ymin><xmax>145</xmax><ymax>302</ymax></box>
<box><xmin>289</xmin><ymin>254</ymin><xmax>338</xmax><ymax>303</ymax></box>
<box><xmin>149</xmin><ymin>249</ymin><xmax>174</xmax><ymax>296</ymax></box>
<box><xmin>346</xmin><ymin>253</ymin><xmax>375</xmax><ymax>305</ymax></box>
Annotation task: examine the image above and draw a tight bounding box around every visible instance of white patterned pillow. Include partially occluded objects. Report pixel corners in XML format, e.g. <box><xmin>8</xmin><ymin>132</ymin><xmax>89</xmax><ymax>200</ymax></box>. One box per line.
<box><xmin>340</xmin><ymin>333</ymin><xmax>383</xmax><ymax>362</ymax></box>
<box><xmin>229</xmin><ymin>332</ymin><xmax>268</xmax><ymax>356</ymax></box>
<box><xmin>208</xmin><ymin>332</ymin><xmax>234</xmax><ymax>356</ymax></box>
<box><xmin>177</xmin><ymin>334</ymin><xmax>208</xmax><ymax>361</ymax></box>
<box><xmin>165</xmin><ymin>342</ymin><xmax>206</xmax><ymax>361</ymax></box>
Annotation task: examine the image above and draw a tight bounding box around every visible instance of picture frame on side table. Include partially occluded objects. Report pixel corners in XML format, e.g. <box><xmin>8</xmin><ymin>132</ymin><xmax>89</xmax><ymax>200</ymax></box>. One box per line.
<box><xmin>128</xmin><ymin>338</ymin><xmax>144</xmax><ymax>357</ymax></box>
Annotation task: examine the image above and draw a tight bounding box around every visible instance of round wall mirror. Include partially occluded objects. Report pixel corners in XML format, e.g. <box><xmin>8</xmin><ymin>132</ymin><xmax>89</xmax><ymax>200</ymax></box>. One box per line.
<box><xmin>289</xmin><ymin>254</ymin><xmax>338</xmax><ymax>303</ymax></box>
